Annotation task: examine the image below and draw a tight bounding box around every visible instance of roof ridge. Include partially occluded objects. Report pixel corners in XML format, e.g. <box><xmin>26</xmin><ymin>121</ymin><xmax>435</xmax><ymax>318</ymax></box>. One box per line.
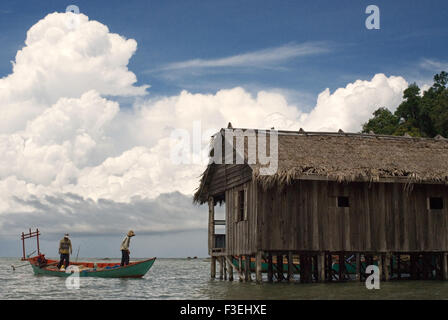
<box><xmin>219</xmin><ymin>128</ymin><xmax>446</xmax><ymax>142</ymax></box>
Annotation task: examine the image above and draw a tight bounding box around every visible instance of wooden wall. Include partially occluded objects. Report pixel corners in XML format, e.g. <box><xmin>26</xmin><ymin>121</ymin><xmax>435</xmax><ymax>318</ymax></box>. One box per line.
<box><xmin>207</xmin><ymin>164</ymin><xmax>252</xmax><ymax>198</ymax></box>
<box><xmin>256</xmin><ymin>180</ymin><xmax>448</xmax><ymax>253</ymax></box>
<box><xmin>225</xmin><ymin>180</ymin><xmax>258</xmax><ymax>255</ymax></box>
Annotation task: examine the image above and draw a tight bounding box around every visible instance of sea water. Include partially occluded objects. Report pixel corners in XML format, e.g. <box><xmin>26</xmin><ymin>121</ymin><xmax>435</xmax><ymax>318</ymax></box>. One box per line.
<box><xmin>1</xmin><ymin>257</ymin><xmax>448</xmax><ymax>300</ymax></box>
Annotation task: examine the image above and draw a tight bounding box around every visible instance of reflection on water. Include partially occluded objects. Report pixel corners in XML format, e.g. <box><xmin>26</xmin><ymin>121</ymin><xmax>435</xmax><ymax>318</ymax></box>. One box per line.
<box><xmin>1</xmin><ymin>257</ymin><xmax>448</xmax><ymax>299</ymax></box>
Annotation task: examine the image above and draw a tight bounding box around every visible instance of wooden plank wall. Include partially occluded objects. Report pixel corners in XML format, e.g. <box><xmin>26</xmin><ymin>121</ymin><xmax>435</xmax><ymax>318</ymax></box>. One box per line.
<box><xmin>257</xmin><ymin>180</ymin><xmax>448</xmax><ymax>252</ymax></box>
<box><xmin>225</xmin><ymin>180</ymin><xmax>258</xmax><ymax>255</ymax></box>
<box><xmin>207</xmin><ymin>164</ymin><xmax>252</xmax><ymax>197</ymax></box>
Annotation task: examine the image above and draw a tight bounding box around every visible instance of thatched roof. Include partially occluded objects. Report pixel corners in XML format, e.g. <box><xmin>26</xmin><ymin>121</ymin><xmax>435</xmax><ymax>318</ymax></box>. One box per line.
<box><xmin>194</xmin><ymin>128</ymin><xmax>448</xmax><ymax>204</ymax></box>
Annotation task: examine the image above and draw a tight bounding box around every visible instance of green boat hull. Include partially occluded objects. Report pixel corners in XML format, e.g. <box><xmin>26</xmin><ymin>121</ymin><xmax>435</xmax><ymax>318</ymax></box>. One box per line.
<box><xmin>30</xmin><ymin>258</ymin><xmax>156</xmax><ymax>278</ymax></box>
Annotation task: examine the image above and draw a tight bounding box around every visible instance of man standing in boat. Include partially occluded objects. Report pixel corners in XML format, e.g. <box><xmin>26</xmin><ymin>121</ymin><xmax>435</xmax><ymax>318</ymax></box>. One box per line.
<box><xmin>57</xmin><ymin>233</ymin><xmax>72</xmax><ymax>269</ymax></box>
<box><xmin>120</xmin><ymin>230</ymin><xmax>135</xmax><ymax>266</ymax></box>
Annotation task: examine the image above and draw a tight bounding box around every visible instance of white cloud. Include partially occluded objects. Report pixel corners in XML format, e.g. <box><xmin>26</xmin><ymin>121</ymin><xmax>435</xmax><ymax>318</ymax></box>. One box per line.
<box><xmin>156</xmin><ymin>42</ymin><xmax>330</xmax><ymax>71</ymax></box>
<box><xmin>420</xmin><ymin>58</ymin><xmax>448</xmax><ymax>72</ymax></box>
<box><xmin>0</xmin><ymin>12</ymin><xmax>147</xmax><ymax>134</ymax></box>
<box><xmin>299</xmin><ymin>74</ymin><xmax>408</xmax><ymax>131</ymax></box>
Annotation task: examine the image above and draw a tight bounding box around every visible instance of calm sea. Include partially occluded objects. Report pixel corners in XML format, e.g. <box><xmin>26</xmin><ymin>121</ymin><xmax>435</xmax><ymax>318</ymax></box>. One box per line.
<box><xmin>1</xmin><ymin>257</ymin><xmax>448</xmax><ymax>300</ymax></box>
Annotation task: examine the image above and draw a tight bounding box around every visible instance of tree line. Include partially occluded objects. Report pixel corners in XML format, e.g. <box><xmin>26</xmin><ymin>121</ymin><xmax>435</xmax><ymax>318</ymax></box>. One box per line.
<box><xmin>362</xmin><ymin>71</ymin><xmax>448</xmax><ymax>137</ymax></box>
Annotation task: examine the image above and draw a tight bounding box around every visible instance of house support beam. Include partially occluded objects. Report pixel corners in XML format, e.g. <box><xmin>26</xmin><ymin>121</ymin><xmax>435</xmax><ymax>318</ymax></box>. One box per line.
<box><xmin>211</xmin><ymin>256</ymin><xmax>216</xmax><ymax>279</ymax></box>
<box><xmin>256</xmin><ymin>251</ymin><xmax>263</xmax><ymax>283</ymax></box>
<box><xmin>318</xmin><ymin>252</ymin><xmax>325</xmax><ymax>282</ymax></box>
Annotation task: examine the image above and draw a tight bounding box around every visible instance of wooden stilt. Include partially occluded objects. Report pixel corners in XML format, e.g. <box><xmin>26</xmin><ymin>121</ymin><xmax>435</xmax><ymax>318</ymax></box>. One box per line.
<box><xmin>228</xmin><ymin>256</ymin><xmax>234</xmax><ymax>281</ymax></box>
<box><xmin>327</xmin><ymin>253</ymin><xmax>333</xmax><ymax>282</ymax></box>
<box><xmin>223</xmin><ymin>257</ymin><xmax>227</xmax><ymax>280</ymax></box>
<box><xmin>219</xmin><ymin>256</ymin><xmax>224</xmax><ymax>280</ymax></box>
<box><xmin>256</xmin><ymin>251</ymin><xmax>262</xmax><ymax>283</ymax></box>
<box><xmin>338</xmin><ymin>253</ymin><xmax>345</xmax><ymax>281</ymax></box>
<box><xmin>377</xmin><ymin>254</ymin><xmax>383</xmax><ymax>281</ymax></box>
<box><xmin>276</xmin><ymin>254</ymin><xmax>283</xmax><ymax>282</ymax></box>
<box><xmin>390</xmin><ymin>254</ymin><xmax>394</xmax><ymax>280</ymax></box>
<box><xmin>423</xmin><ymin>254</ymin><xmax>430</xmax><ymax>280</ymax></box>
<box><xmin>208</xmin><ymin>197</ymin><xmax>215</xmax><ymax>256</ymax></box>
<box><xmin>443</xmin><ymin>253</ymin><xmax>448</xmax><ymax>281</ymax></box>
<box><xmin>238</xmin><ymin>256</ymin><xmax>244</xmax><ymax>282</ymax></box>
<box><xmin>318</xmin><ymin>252</ymin><xmax>325</xmax><ymax>282</ymax></box>
<box><xmin>211</xmin><ymin>256</ymin><xmax>216</xmax><ymax>279</ymax></box>
<box><xmin>245</xmin><ymin>255</ymin><xmax>252</xmax><ymax>282</ymax></box>
<box><xmin>299</xmin><ymin>254</ymin><xmax>311</xmax><ymax>283</ymax></box>
<box><xmin>355</xmin><ymin>253</ymin><xmax>361</xmax><ymax>282</ymax></box>
<box><xmin>312</xmin><ymin>255</ymin><xmax>318</xmax><ymax>282</ymax></box>
<box><xmin>287</xmin><ymin>252</ymin><xmax>293</xmax><ymax>282</ymax></box>
<box><xmin>384</xmin><ymin>253</ymin><xmax>390</xmax><ymax>281</ymax></box>
<box><xmin>436</xmin><ymin>254</ymin><xmax>442</xmax><ymax>280</ymax></box>
<box><xmin>267</xmin><ymin>254</ymin><xmax>273</xmax><ymax>282</ymax></box>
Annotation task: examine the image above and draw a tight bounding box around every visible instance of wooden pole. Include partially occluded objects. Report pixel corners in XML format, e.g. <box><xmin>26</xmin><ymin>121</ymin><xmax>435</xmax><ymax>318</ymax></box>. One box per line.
<box><xmin>267</xmin><ymin>254</ymin><xmax>273</xmax><ymax>282</ymax></box>
<box><xmin>338</xmin><ymin>253</ymin><xmax>344</xmax><ymax>281</ymax></box>
<box><xmin>208</xmin><ymin>197</ymin><xmax>215</xmax><ymax>256</ymax></box>
<box><xmin>390</xmin><ymin>254</ymin><xmax>394</xmax><ymax>280</ymax></box>
<box><xmin>276</xmin><ymin>254</ymin><xmax>283</xmax><ymax>282</ymax></box>
<box><xmin>355</xmin><ymin>253</ymin><xmax>361</xmax><ymax>282</ymax></box>
<box><xmin>256</xmin><ymin>251</ymin><xmax>263</xmax><ymax>283</ymax></box>
<box><xmin>287</xmin><ymin>252</ymin><xmax>293</xmax><ymax>282</ymax></box>
<box><xmin>219</xmin><ymin>256</ymin><xmax>224</xmax><ymax>280</ymax></box>
<box><xmin>211</xmin><ymin>256</ymin><xmax>216</xmax><ymax>279</ymax></box>
<box><xmin>397</xmin><ymin>254</ymin><xmax>401</xmax><ymax>280</ymax></box>
<box><xmin>239</xmin><ymin>256</ymin><xmax>244</xmax><ymax>282</ymax></box>
<box><xmin>327</xmin><ymin>253</ymin><xmax>333</xmax><ymax>282</ymax></box>
<box><xmin>36</xmin><ymin>228</ymin><xmax>40</xmax><ymax>255</ymax></box>
<box><xmin>443</xmin><ymin>253</ymin><xmax>448</xmax><ymax>281</ymax></box>
<box><xmin>21</xmin><ymin>232</ymin><xmax>26</xmax><ymax>260</ymax></box>
<box><xmin>384</xmin><ymin>253</ymin><xmax>390</xmax><ymax>281</ymax></box>
<box><xmin>244</xmin><ymin>255</ymin><xmax>251</xmax><ymax>282</ymax></box>
<box><xmin>228</xmin><ymin>256</ymin><xmax>234</xmax><ymax>281</ymax></box>
<box><xmin>318</xmin><ymin>252</ymin><xmax>325</xmax><ymax>282</ymax></box>
<box><xmin>377</xmin><ymin>254</ymin><xmax>383</xmax><ymax>281</ymax></box>
<box><xmin>223</xmin><ymin>257</ymin><xmax>227</xmax><ymax>280</ymax></box>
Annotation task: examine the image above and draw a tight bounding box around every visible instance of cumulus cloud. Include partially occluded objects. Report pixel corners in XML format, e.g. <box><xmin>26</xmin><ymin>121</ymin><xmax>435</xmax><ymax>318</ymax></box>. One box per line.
<box><xmin>0</xmin><ymin>12</ymin><xmax>147</xmax><ymax>133</ymax></box>
<box><xmin>300</xmin><ymin>74</ymin><xmax>408</xmax><ymax>131</ymax></box>
<box><xmin>0</xmin><ymin>12</ymin><xmax>410</xmax><ymax>242</ymax></box>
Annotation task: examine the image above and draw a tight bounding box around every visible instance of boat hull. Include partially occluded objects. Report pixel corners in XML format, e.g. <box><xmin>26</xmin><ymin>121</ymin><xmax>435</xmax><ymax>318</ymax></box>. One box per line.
<box><xmin>29</xmin><ymin>258</ymin><xmax>156</xmax><ymax>278</ymax></box>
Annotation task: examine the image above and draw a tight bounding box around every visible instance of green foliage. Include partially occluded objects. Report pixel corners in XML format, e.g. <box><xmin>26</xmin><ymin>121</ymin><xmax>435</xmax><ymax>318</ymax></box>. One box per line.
<box><xmin>362</xmin><ymin>71</ymin><xmax>448</xmax><ymax>138</ymax></box>
<box><xmin>362</xmin><ymin>107</ymin><xmax>399</xmax><ymax>135</ymax></box>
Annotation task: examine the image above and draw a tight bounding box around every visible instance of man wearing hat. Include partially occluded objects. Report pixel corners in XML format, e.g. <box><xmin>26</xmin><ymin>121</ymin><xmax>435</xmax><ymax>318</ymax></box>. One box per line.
<box><xmin>57</xmin><ymin>233</ymin><xmax>72</xmax><ymax>269</ymax></box>
<box><xmin>120</xmin><ymin>230</ymin><xmax>135</xmax><ymax>266</ymax></box>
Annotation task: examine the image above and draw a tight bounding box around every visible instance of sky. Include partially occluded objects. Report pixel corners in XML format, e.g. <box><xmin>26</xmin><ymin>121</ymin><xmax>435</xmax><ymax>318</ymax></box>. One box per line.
<box><xmin>0</xmin><ymin>0</ymin><xmax>447</xmax><ymax>258</ymax></box>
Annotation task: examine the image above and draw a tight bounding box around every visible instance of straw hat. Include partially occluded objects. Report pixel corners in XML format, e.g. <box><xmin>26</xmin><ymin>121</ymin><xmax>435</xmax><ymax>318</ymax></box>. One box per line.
<box><xmin>127</xmin><ymin>230</ymin><xmax>135</xmax><ymax>237</ymax></box>
<box><xmin>64</xmin><ymin>233</ymin><xmax>70</xmax><ymax>238</ymax></box>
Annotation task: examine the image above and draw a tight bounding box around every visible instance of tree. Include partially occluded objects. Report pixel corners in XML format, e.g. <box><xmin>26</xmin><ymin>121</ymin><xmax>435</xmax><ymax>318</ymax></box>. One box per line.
<box><xmin>361</xmin><ymin>71</ymin><xmax>448</xmax><ymax>138</ymax></box>
<box><xmin>362</xmin><ymin>107</ymin><xmax>399</xmax><ymax>135</ymax></box>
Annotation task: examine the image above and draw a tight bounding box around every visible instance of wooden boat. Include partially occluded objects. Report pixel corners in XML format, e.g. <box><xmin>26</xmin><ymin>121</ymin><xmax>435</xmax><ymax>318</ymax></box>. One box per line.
<box><xmin>20</xmin><ymin>229</ymin><xmax>156</xmax><ymax>278</ymax></box>
<box><xmin>28</xmin><ymin>255</ymin><xmax>156</xmax><ymax>278</ymax></box>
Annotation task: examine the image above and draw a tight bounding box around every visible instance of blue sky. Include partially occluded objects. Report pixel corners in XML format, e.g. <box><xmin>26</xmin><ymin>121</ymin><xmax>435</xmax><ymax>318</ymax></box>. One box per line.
<box><xmin>1</xmin><ymin>0</ymin><xmax>447</xmax><ymax>108</ymax></box>
<box><xmin>0</xmin><ymin>1</ymin><xmax>447</xmax><ymax>258</ymax></box>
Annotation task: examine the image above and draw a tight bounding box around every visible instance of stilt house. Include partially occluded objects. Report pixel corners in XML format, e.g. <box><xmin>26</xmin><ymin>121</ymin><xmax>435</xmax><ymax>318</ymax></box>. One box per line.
<box><xmin>194</xmin><ymin>127</ymin><xmax>448</xmax><ymax>283</ymax></box>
